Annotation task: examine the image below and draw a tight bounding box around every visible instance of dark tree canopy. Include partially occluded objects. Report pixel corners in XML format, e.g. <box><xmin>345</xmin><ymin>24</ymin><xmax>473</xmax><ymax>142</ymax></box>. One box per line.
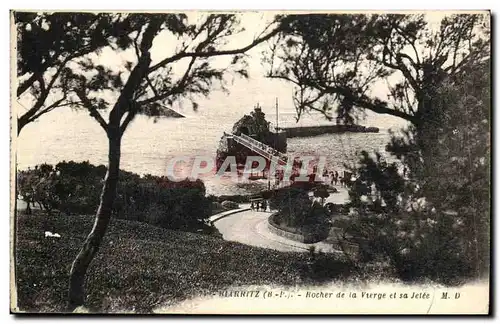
<box><xmin>14</xmin><ymin>12</ymin><xmax>142</xmax><ymax>133</ymax></box>
<box><xmin>345</xmin><ymin>57</ymin><xmax>490</xmax><ymax>283</ymax></box>
<box><xmin>267</xmin><ymin>13</ymin><xmax>490</xmax><ymax>125</ymax></box>
<box><xmin>266</xmin><ymin>13</ymin><xmax>490</xmax><ymax>284</ymax></box>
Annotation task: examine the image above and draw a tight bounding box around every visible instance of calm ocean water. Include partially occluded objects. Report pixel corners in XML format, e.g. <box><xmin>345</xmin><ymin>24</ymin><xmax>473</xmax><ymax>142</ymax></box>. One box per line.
<box><xmin>17</xmin><ymin>104</ymin><xmax>406</xmax><ymax>196</ymax></box>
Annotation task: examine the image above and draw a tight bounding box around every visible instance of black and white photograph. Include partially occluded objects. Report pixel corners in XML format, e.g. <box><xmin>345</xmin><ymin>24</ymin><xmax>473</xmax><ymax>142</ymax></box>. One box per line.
<box><xmin>9</xmin><ymin>10</ymin><xmax>491</xmax><ymax>314</ymax></box>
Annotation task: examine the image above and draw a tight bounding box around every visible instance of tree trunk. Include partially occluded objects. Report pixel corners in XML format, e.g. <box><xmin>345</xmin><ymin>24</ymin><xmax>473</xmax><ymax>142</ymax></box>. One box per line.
<box><xmin>25</xmin><ymin>198</ymin><xmax>31</xmax><ymax>215</ymax></box>
<box><xmin>17</xmin><ymin>115</ymin><xmax>29</xmax><ymax>136</ymax></box>
<box><xmin>67</xmin><ymin>131</ymin><xmax>121</xmax><ymax>309</ymax></box>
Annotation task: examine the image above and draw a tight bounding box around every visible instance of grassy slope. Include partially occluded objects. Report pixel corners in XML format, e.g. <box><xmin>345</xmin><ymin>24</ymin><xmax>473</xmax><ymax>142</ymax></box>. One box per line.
<box><xmin>14</xmin><ymin>212</ymin><xmax>354</xmax><ymax>313</ymax></box>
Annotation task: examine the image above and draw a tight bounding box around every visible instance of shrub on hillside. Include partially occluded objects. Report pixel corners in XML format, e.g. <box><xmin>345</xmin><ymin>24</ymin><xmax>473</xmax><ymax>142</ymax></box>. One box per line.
<box><xmin>17</xmin><ymin>161</ymin><xmax>212</xmax><ymax>233</ymax></box>
<box><xmin>313</xmin><ymin>185</ymin><xmax>330</xmax><ymax>206</ymax></box>
<box><xmin>343</xmin><ymin>151</ymin><xmax>477</xmax><ymax>285</ymax></box>
<box><xmin>221</xmin><ymin>200</ymin><xmax>239</xmax><ymax>210</ymax></box>
<box><xmin>215</xmin><ymin>194</ymin><xmax>250</xmax><ymax>203</ymax></box>
<box><xmin>269</xmin><ymin>187</ymin><xmax>331</xmax><ymax>239</ymax></box>
<box><xmin>17</xmin><ymin>161</ymin><xmax>104</xmax><ymax>215</ymax></box>
<box><xmin>269</xmin><ymin>187</ymin><xmax>311</xmax><ymax>227</ymax></box>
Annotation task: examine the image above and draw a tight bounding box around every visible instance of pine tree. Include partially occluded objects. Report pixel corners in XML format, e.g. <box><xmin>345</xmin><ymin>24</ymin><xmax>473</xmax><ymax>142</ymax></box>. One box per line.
<box><xmin>15</xmin><ymin>11</ymin><xmax>289</xmax><ymax>308</ymax></box>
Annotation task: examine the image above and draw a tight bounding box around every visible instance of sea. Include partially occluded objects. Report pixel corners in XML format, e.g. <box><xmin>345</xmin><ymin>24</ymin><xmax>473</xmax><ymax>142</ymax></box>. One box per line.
<box><xmin>16</xmin><ymin>103</ymin><xmax>408</xmax><ymax>196</ymax></box>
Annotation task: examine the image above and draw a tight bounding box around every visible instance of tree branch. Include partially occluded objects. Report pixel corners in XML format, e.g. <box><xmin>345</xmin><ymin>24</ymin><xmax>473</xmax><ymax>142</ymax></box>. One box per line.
<box><xmin>89</xmin><ymin>109</ymin><xmax>109</xmax><ymax>131</ymax></box>
<box><xmin>136</xmin><ymin>57</ymin><xmax>197</xmax><ymax>107</ymax></box>
<box><xmin>17</xmin><ymin>58</ymin><xmax>72</xmax><ymax>133</ymax></box>
<box><xmin>133</xmin><ymin>28</ymin><xmax>141</xmax><ymax>59</ymax></box>
<box><xmin>267</xmin><ymin>74</ymin><xmax>302</xmax><ymax>86</ymax></box>
<box><xmin>148</xmin><ymin>24</ymin><xmax>284</xmax><ymax>74</ymax></box>
<box><xmin>395</xmin><ymin>55</ymin><xmax>420</xmax><ymax>92</ymax></box>
<box><xmin>393</xmin><ymin>23</ymin><xmax>421</xmax><ymax>67</ymax></box>
<box><xmin>108</xmin><ymin>19</ymin><xmax>164</xmax><ymax>136</ymax></box>
<box><xmin>26</xmin><ymin>97</ymin><xmax>66</xmax><ymax>124</ymax></box>
<box><xmin>398</xmin><ymin>52</ymin><xmax>418</xmax><ymax>71</ymax></box>
<box><xmin>17</xmin><ymin>73</ymin><xmax>39</xmax><ymax>97</ymax></box>
<box><xmin>145</xmin><ymin>75</ymin><xmax>159</xmax><ymax>98</ymax></box>
<box><xmin>379</xmin><ymin>49</ymin><xmax>420</xmax><ymax>93</ymax></box>
<box><xmin>320</xmin><ymin>83</ymin><xmax>419</xmax><ymax>124</ymax></box>
<box><xmin>120</xmin><ymin>110</ymin><xmax>137</xmax><ymax>133</ymax></box>
<box><xmin>109</xmin><ymin>20</ymin><xmax>162</xmax><ymax>128</ymax></box>
<box><xmin>75</xmin><ymin>90</ymin><xmax>109</xmax><ymax>131</ymax></box>
<box><xmin>445</xmin><ymin>41</ymin><xmax>489</xmax><ymax>75</ymax></box>
<box><xmin>350</xmin><ymin>95</ymin><xmax>419</xmax><ymax>124</ymax></box>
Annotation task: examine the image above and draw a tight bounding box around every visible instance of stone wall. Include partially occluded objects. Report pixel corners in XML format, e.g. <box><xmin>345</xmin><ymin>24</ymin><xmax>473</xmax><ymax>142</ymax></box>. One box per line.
<box><xmin>267</xmin><ymin>213</ymin><xmax>328</xmax><ymax>244</ymax></box>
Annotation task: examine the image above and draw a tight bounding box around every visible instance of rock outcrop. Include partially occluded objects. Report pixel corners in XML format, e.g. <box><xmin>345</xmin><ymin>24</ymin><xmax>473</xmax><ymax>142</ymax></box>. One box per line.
<box><xmin>216</xmin><ymin>106</ymin><xmax>287</xmax><ymax>170</ymax></box>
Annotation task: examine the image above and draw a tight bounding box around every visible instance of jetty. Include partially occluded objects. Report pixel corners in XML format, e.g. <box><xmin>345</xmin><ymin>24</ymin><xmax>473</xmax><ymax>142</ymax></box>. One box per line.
<box><xmin>215</xmin><ymin>104</ymin><xmax>379</xmax><ymax>180</ymax></box>
<box><xmin>224</xmin><ymin>132</ymin><xmax>288</xmax><ymax>165</ymax></box>
<box><xmin>281</xmin><ymin>124</ymin><xmax>379</xmax><ymax>138</ymax></box>
<box><xmin>216</xmin><ymin>105</ymin><xmax>287</xmax><ymax>170</ymax></box>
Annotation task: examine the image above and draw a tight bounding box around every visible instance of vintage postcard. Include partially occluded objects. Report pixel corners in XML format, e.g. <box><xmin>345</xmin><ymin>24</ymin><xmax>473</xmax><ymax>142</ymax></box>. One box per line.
<box><xmin>10</xmin><ymin>10</ymin><xmax>491</xmax><ymax>314</ymax></box>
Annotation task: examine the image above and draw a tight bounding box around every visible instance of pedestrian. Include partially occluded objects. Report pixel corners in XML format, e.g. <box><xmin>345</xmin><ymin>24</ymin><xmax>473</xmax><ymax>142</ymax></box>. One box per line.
<box><xmin>251</xmin><ymin>201</ymin><xmax>255</xmax><ymax>210</ymax></box>
<box><xmin>334</xmin><ymin>171</ymin><xmax>339</xmax><ymax>185</ymax></box>
<box><xmin>256</xmin><ymin>201</ymin><xmax>260</xmax><ymax>211</ymax></box>
<box><xmin>261</xmin><ymin>200</ymin><xmax>267</xmax><ymax>212</ymax></box>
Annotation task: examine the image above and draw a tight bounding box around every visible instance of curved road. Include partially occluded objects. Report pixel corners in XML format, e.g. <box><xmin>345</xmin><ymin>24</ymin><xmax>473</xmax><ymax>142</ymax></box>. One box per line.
<box><xmin>213</xmin><ymin>187</ymin><xmax>349</xmax><ymax>253</ymax></box>
<box><xmin>213</xmin><ymin>207</ymin><xmax>336</xmax><ymax>253</ymax></box>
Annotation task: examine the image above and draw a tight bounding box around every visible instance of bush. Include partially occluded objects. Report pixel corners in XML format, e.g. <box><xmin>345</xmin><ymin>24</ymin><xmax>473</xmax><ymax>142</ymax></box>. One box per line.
<box><xmin>17</xmin><ymin>161</ymin><xmax>105</xmax><ymax>215</ymax></box>
<box><xmin>313</xmin><ymin>185</ymin><xmax>330</xmax><ymax>204</ymax></box>
<box><xmin>221</xmin><ymin>200</ymin><xmax>239</xmax><ymax>210</ymax></box>
<box><xmin>215</xmin><ymin>194</ymin><xmax>250</xmax><ymax>203</ymax></box>
<box><xmin>324</xmin><ymin>203</ymin><xmax>349</xmax><ymax>216</ymax></box>
<box><xmin>269</xmin><ymin>187</ymin><xmax>311</xmax><ymax>227</ymax></box>
<box><xmin>343</xmin><ymin>208</ymin><xmax>472</xmax><ymax>285</ymax></box>
<box><xmin>269</xmin><ymin>186</ymin><xmax>331</xmax><ymax>240</ymax></box>
<box><xmin>340</xmin><ymin>59</ymin><xmax>491</xmax><ymax>285</ymax></box>
<box><xmin>17</xmin><ymin>161</ymin><xmax>213</xmax><ymax>233</ymax></box>
<box><xmin>209</xmin><ymin>201</ymin><xmax>224</xmax><ymax>215</ymax></box>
